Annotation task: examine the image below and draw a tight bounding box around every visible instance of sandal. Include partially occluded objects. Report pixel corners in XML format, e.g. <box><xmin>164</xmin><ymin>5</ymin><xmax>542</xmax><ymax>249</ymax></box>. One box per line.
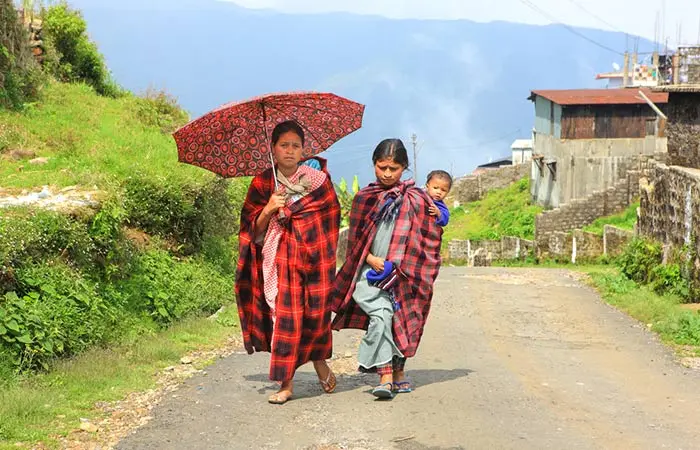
<box><xmin>318</xmin><ymin>369</ymin><xmax>337</xmax><ymax>394</ymax></box>
<box><xmin>372</xmin><ymin>382</ymin><xmax>395</xmax><ymax>399</ymax></box>
<box><xmin>392</xmin><ymin>381</ymin><xmax>412</xmax><ymax>394</ymax></box>
<box><xmin>268</xmin><ymin>391</ymin><xmax>293</xmax><ymax>404</ymax></box>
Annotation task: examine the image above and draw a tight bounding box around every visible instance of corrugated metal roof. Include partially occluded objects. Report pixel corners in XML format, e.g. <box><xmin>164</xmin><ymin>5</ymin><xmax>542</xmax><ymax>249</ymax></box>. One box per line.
<box><xmin>528</xmin><ymin>88</ymin><xmax>668</xmax><ymax>106</ymax></box>
<box><xmin>652</xmin><ymin>84</ymin><xmax>700</xmax><ymax>93</ymax></box>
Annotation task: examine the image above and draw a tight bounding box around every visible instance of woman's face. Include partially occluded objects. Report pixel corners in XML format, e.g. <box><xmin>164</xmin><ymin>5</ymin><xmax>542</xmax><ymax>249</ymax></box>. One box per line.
<box><xmin>374</xmin><ymin>158</ymin><xmax>405</xmax><ymax>187</ymax></box>
<box><xmin>272</xmin><ymin>131</ymin><xmax>303</xmax><ymax>174</ymax></box>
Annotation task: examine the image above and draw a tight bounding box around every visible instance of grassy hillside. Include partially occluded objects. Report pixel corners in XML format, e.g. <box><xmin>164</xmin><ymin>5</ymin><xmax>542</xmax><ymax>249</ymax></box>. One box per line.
<box><xmin>0</xmin><ymin>80</ymin><xmax>247</xmax><ymax>372</ymax></box>
<box><xmin>0</xmin><ymin>80</ymin><xmax>248</xmax><ymax>447</ymax></box>
<box><xmin>583</xmin><ymin>201</ymin><xmax>639</xmax><ymax>235</ymax></box>
<box><xmin>0</xmin><ymin>81</ymin><xmax>204</xmax><ymax>189</ymax></box>
<box><xmin>443</xmin><ymin>177</ymin><xmax>543</xmax><ymax>247</ymax></box>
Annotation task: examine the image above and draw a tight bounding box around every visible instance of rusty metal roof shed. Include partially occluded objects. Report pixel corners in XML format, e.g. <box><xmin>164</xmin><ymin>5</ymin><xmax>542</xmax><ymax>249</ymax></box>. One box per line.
<box><xmin>528</xmin><ymin>88</ymin><xmax>668</xmax><ymax>106</ymax></box>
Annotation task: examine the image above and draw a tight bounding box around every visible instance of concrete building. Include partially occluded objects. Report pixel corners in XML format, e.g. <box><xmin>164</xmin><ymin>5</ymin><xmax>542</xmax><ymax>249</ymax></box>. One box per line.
<box><xmin>528</xmin><ymin>88</ymin><xmax>668</xmax><ymax>208</ymax></box>
<box><xmin>510</xmin><ymin>139</ymin><xmax>533</xmax><ymax>164</ymax></box>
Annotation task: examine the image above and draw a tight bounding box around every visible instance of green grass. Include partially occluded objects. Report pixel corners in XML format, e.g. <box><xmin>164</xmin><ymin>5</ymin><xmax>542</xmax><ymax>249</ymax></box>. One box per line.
<box><xmin>0</xmin><ymin>307</ymin><xmax>239</xmax><ymax>449</ymax></box>
<box><xmin>583</xmin><ymin>267</ymin><xmax>700</xmax><ymax>349</ymax></box>
<box><xmin>443</xmin><ymin>177</ymin><xmax>543</xmax><ymax>247</ymax></box>
<box><xmin>0</xmin><ymin>81</ymin><xmax>209</xmax><ymax>190</ymax></box>
<box><xmin>583</xmin><ymin>201</ymin><xmax>639</xmax><ymax>235</ymax></box>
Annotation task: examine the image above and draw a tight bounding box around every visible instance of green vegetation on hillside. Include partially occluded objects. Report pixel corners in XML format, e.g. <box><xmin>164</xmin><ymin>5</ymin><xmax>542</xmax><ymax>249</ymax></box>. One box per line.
<box><xmin>443</xmin><ymin>177</ymin><xmax>543</xmax><ymax>245</ymax></box>
<box><xmin>0</xmin><ymin>79</ymin><xmax>247</xmax><ymax>378</ymax></box>
<box><xmin>583</xmin><ymin>201</ymin><xmax>639</xmax><ymax>235</ymax></box>
<box><xmin>0</xmin><ymin>0</ymin><xmax>43</xmax><ymax>109</ymax></box>
<box><xmin>0</xmin><ymin>81</ymin><xmax>204</xmax><ymax>188</ymax></box>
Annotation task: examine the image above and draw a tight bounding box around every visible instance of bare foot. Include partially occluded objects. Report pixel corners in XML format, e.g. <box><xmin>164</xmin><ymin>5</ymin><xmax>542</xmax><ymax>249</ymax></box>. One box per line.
<box><xmin>268</xmin><ymin>380</ymin><xmax>293</xmax><ymax>404</ymax></box>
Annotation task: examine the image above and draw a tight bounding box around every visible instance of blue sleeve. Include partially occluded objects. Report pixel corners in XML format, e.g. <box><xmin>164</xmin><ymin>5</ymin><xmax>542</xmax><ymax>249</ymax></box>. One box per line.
<box><xmin>300</xmin><ymin>158</ymin><xmax>321</xmax><ymax>170</ymax></box>
<box><xmin>435</xmin><ymin>201</ymin><xmax>449</xmax><ymax>227</ymax></box>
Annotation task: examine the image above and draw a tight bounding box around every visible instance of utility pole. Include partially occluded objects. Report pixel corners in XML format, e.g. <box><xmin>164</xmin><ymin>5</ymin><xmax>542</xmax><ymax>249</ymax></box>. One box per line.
<box><xmin>411</xmin><ymin>133</ymin><xmax>418</xmax><ymax>181</ymax></box>
<box><xmin>623</xmin><ymin>51</ymin><xmax>630</xmax><ymax>87</ymax></box>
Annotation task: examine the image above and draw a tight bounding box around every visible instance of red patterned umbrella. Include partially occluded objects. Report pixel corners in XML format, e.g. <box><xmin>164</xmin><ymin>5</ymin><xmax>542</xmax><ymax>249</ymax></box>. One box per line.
<box><xmin>173</xmin><ymin>92</ymin><xmax>365</xmax><ymax>178</ymax></box>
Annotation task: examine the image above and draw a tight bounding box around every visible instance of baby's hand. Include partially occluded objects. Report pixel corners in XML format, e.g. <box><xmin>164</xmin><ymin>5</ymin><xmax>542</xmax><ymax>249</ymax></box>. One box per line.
<box><xmin>428</xmin><ymin>204</ymin><xmax>441</xmax><ymax>218</ymax></box>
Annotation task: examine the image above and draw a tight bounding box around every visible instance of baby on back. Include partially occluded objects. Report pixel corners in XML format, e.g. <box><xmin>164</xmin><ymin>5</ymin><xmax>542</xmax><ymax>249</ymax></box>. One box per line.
<box><xmin>425</xmin><ymin>170</ymin><xmax>453</xmax><ymax>227</ymax></box>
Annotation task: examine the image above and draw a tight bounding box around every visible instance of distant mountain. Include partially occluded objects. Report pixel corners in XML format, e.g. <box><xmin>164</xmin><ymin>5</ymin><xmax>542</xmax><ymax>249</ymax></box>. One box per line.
<box><xmin>67</xmin><ymin>0</ymin><xmax>655</xmax><ymax>185</ymax></box>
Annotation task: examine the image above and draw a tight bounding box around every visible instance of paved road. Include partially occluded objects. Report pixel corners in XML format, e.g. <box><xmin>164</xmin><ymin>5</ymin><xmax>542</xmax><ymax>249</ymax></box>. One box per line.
<box><xmin>117</xmin><ymin>268</ymin><xmax>700</xmax><ymax>450</ymax></box>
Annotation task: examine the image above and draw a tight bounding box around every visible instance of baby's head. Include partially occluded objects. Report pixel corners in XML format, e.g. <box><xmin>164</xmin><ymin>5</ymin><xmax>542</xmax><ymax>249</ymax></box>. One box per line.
<box><xmin>426</xmin><ymin>170</ymin><xmax>453</xmax><ymax>202</ymax></box>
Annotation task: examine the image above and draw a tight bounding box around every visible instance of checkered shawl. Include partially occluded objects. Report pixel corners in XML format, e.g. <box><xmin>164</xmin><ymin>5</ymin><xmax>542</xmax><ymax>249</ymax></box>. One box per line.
<box><xmin>235</xmin><ymin>158</ymin><xmax>340</xmax><ymax>381</ymax></box>
<box><xmin>331</xmin><ymin>180</ymin><xmax>442</xmax><ymax>358</ymax></box>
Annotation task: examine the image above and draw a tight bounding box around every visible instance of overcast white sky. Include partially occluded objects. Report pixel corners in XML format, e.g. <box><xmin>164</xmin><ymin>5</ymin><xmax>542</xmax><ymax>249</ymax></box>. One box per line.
<box><xmin>223</xmin><ymin>0</ymin><xmax>700</xmax><ymax>46</ymax></box>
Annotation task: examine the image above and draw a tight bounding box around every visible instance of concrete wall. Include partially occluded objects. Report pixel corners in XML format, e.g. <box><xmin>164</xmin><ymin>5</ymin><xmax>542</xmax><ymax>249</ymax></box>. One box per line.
<box><xmin>512</xmin><ymin>148</ymin><xmax>533</xmax><ymax>164</ymax></box>
<box><xmin>531</xmin><ymin>132</ymin><xmax>665</xmax><ymax>207</ymax></box>
<box><xmin>535</xmin><ymin>171</ymin><xmax>640</xmax><ymax>249</ymax></box>
<box><xmin>447</xmin><ymin>236</ymin><xmax>535</xmax><ymax>265</ymax></box>
<box><xmin>447</xmin><ymin>226</ymin><xmax>632</xmax><ymax>264</ymax></box>
<box><xmin>453</xmin><ymin>163</ymin><xmax>530</xmax><ymax>205</ymax></box>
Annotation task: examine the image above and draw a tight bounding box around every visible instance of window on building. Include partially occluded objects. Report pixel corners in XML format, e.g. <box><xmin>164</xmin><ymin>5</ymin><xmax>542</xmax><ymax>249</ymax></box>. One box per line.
<box><xmin>646</xmin><ymin>118</ymin><xmax>656</xmax><ymax>136</ymax></box>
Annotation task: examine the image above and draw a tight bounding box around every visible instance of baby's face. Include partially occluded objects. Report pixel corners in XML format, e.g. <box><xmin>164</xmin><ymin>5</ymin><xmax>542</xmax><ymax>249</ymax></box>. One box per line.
<box><xmin>426</xmin><ymin>177</ymin><xmax>451</xmax><ymax>201</ymax></box>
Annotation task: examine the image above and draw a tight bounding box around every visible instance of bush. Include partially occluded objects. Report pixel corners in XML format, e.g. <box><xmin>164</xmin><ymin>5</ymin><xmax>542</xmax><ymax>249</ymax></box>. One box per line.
<box><xmin>617</xmin><ymin>238</ymin><xmax>697</xmax><ymax>301</ymax></box>
<box><xmin>617</xmin><ymin>238</ymin><xmax>663</xmax><ymax>284</ymax></box>
<box><xmin>123</xmin><ymin>176</ymin><xmax>239</xmax><ymax>258</ymax></box>
<box><xmin>0</xmin><ymin>0</ymin><xmax>44</xmax><ymax>109</ymax></box>
<box><xmin>0</xmin><ymin>209</ymin><xmax>96</xmax><ymax>273</ymax></box>
<box><xmin>650</xmin><ymin>263</ymin><xmax>690</xmax><ymax>298</ymax></box>
<box><xmin>42</xmin><ymin>3</ymin><xmax>121</xmax><ymax>97</ymax></box>
<box><xmin>133</xmin><ymin>88</ymin><xmax>190</xmax><ymax>134</ymax></box>
<box><xmin>1</xmin><ymin>262</ymin><xmax>120</xmax><ymax>371</ymax></box>
<box><xmin>119</xmin><ymin>250</ymin><xmax>232</xmax><ymax>326</ymax></box>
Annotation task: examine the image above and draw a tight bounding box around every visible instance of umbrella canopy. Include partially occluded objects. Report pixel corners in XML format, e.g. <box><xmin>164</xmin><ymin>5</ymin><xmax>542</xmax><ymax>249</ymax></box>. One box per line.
<box><xmin>173</xmin><ymin>92</ymin><xmax>365</xmax><ymax>178</ymax></box>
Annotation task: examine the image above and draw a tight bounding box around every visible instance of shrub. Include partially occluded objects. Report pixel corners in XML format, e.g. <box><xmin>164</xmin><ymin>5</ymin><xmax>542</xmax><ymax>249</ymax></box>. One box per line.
<box><xmin>133</xmin><ymin>88</ymin><xmax>190</xmax><ymax>134</ymax></box>
<box><xmin>335</xmin><ymin>175</ymin><xmax>359</xmax><ymax>228</ymax></box>
<box><xmin>650</xmin><ymin>263</ymin><xmax>690</xmax><ymax>298</ymax></box>
<box><xmin>122</xmin><ymin>176</ymin><xmax>239</xmax><ymax>258</ymax></box>
<box><xmin>119</xmin><ymin>250</ymin><xmax>232</xmax><ymax>326</ymax></box>
<box><xmin>1</xmin><ymin>262</ymin><xmax>120</xmax><ymax>371</ymax></box>
<box><xmin>616</xmin><ymin>238</ymin><xmax>663</xmax><ymax>284</ymax></box>
<box><xmin>42</xmin><ymin>3</ymin><xmax>121</xmax><ymax>97</ymax></box>
<box><xmin>0</xmin><ymin>0</ymin><xmax>44</xmax><ymax>109</ymax></box>
<box><xmin>0</xmin><ymin>209</ymin><xmax>96</xmax><ymax>273</ymax></box>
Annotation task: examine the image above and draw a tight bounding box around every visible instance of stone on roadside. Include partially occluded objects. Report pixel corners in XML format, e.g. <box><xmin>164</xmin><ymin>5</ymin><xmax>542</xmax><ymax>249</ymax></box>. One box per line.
<box><xmin>79</xmin><ymin>420</ymin><xmax>99</xmax><ymax>433</ymax></box>
<box><xmin>180</xmin><ymin>356</ymin><xmax>194</xmax><ymax>365</ymax></box>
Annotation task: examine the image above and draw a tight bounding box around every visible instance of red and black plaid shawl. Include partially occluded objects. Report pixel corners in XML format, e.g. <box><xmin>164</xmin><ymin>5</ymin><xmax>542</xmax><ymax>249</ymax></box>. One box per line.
<box><xmin>331</xmin><ymin>180</ymin><xmax>442</xmax><ymax>358</ymax></box>
<box><xmin>235</xmin><ymin>158</ymin><xmax>340</xmax><ymax>381</ymax></box>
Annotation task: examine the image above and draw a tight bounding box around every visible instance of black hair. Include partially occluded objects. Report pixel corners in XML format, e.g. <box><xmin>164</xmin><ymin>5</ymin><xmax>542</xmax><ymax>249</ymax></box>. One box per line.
<box><xmin>271</xmin><ymin>120</ymin><xmax>305</xmax><ymax>146</ymax></box>
<box><xmin>372</xmin><ymin>138</ymin><xmax>409</xmax><ymax>168</ymax></box>
<box><xmin>427</xmin><ymin>170</ymin><xmax>453</xmax><ymax>190</ymax></box>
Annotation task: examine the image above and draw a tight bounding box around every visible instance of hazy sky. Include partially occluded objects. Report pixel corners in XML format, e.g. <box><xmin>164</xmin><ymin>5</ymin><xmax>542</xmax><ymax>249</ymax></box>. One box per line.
<box><xmin>224</xmin><ymin>0</ymin><xmax>700</xmax><ymax>46</ymax></box>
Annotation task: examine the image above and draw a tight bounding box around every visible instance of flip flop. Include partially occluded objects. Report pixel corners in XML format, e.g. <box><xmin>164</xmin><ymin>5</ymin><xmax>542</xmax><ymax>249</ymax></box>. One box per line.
<box><xmin>372</xmin><ymin>382</ymin><xmax>395</xmax><ymax>399</ymax></box>
<box><xmin>318</xmin><ymin>369</ymin><xmax>337</xmax><ymax>394</ymax></box>
<box><xmin>392</xmin><ymin>381</ymin><xmax>413</xmax><ymax>394</ymax></box>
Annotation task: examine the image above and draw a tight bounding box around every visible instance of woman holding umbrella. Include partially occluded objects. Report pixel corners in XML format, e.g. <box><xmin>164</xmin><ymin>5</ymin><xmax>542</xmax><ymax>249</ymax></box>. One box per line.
<box><xmin>173</xmin><ymin>92</ymin><xmax>364</xmax><ymax>405</ymax></box>
<box><xmin>236</xmin><ymin>120</ymin><xmax>341</xmax><ymax>404</ymax></box>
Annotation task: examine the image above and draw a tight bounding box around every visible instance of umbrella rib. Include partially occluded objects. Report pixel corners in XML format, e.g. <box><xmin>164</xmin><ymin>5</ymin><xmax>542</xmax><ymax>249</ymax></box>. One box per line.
<box><xmin>263</xmin><ymin>102</ymin><xmax>329</xmax><ymax>151</ymax></box>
